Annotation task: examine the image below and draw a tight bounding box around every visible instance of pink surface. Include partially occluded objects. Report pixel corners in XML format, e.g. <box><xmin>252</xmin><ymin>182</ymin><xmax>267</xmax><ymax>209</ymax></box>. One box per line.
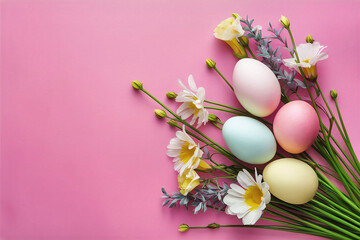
<box><xmin>1</xmin><ymin>0</ymin><xmax>360</xmax><ymax>239</ymax></box>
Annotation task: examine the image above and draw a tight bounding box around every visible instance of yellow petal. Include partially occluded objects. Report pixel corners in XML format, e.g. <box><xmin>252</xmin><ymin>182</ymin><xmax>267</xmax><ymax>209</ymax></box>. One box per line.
<box><xmin>196</xmin><ymin>160</ymin><xmax>212</xmax><ymax>171</ymax></box>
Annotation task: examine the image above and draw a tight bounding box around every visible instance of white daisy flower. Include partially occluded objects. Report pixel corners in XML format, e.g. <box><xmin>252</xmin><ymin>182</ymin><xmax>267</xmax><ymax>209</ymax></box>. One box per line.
<box><xmin>224</xmin><ymin>168</ymin><xmax>271</xmax><ymax>225</ymax></box>
<box><xmin>175</xmin><ymin>75</ymin><xmax>209</xmax><ymax>128</ymax></box>
<box><xmin>283</xmin><ymin>42</ymin><xmax>328</xmax><ymax>81</ymax></box>
<box><xmin>166</xmin><ymin>125</ymin><xmax>210</xmax><ymax>176</ymax></box>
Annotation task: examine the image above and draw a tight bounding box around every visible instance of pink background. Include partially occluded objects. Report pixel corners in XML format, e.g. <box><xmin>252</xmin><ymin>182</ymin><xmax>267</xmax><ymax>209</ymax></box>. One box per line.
<box><xmin>1</xmin><ymin>0</ymin><xmax>360</xmax><ymax>239</ymax></box>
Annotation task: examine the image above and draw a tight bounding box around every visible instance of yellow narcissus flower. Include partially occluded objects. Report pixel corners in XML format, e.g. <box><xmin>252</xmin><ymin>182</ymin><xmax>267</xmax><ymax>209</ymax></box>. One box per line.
<box><xmin>175</xmin><ymin>75</ymin><xmax>209</xmax><ymax>128</ymax></box>
<box><xmin>166</xmin><ymin>125</ymin><xmax>211</xmax><ymax>176</ymax></box>
<box><xmin>178</xmin><ymin>169</ymin><xmax>200</xmax><ymax>196</ymax></box>
<box><xmin>224</xmin><ymin>168</ymin><xmax>271</xmax><ymax>225</ymax></box>
<box><xmin>283</xmin><ymin>42</ymin><xmax>328</xmax><ymax>82</ymax></box>
<box><xmin>214</xmin><ymin>15</ymin><xmax>248</xmax><ymax>58</ymax></box>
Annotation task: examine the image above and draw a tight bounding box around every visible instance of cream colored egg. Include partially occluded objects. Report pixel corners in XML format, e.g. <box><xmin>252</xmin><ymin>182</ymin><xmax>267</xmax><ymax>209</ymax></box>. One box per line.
<box><xmin>233</xmin><ymin>58</ymin><xmax>281</xmax><ymax>117</ymax></box>
<box><xmin>263</xmin><ymin>158</ymin><xmax>318</xmax><ymax>204</ymax></box>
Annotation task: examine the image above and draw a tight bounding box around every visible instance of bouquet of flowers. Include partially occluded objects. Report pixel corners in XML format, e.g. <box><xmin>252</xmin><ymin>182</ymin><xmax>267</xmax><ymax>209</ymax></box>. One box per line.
<box><xmin>132</xmin><ymin>14</ymin><xmax>360</xmax><ymax>239</ymax></box>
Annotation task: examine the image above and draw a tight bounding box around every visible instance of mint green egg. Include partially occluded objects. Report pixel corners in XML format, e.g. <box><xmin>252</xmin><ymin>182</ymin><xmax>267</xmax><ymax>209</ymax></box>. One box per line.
<box><xmin>222</xmin><ymin>116</ymin><xmax>276</xmax><ymax>164</ymax></box>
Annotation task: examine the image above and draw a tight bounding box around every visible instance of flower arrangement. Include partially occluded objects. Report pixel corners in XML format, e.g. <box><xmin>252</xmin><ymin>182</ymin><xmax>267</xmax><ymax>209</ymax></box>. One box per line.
<box><xmin>132</xmin><ymin>14</ymin><xmax>360</xmax><ymax>239</ymax></box>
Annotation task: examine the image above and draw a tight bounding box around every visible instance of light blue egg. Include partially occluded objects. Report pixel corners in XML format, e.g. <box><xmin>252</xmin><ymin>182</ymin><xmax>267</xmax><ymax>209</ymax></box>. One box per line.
<box><xmin>222</xmin><ymin>116</ymin><xmax>276</xmax><ymax>164</ymax></box>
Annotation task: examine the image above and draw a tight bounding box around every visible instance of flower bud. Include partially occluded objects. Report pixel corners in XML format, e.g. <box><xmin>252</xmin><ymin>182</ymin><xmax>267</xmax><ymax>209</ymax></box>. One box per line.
<box><xmin>306</xmin><ymin>34</ymin><xmax>314</xmax><ymax>44</ymax></box>
<box><xmin>154</xmin><ymin>109</ymin><xmax>167</xmax><ymax>118</ymax></box>
<box><xmin>232</xmin><ymin>13</ymin><xmax>239</xmax><ymax>19</ymax></box>
<box><xmin>166</xmin><ymin>92</ymin><xmax>178</xmax><ymax>99</ymax></box>
<box><xmin>167</xmin><ymin>120</ymin><xmax>179</xmax><ymax>127</ymax></box>
<box><xmin>208</xmin><ymin>114</ymin><xmax>219</xmax><ymax>123</ymax></box>
<box><xmin>330</xmin><ymin>89</ymin><xmax>338</xmax><ymax>100</ymax></box>
<box><xmin>131</xmin><ymin>80</ymin><xmax>143</xmax><ymax>90</ymax></box>
<box><xmin>280</xmin><ymin>15</ymin><xmax>290</xmax><ymax>29</ymax></box>
<box><xmin>178</xmin><ymin>224</ymin><xmax>190</xmax><ymax>232</ymax></box>
<box><xmin>206</xmin><ymin>59</ymin><xmax>216</xmax><ymax>69</ymax></box>
<box><xmin>239</xmin><ymin>36</ymin><xmax>249</xmax><ymax>47</ymax></box>
<box><xmin>207</xmin><ymin>223</ymin><xmax>220</xmax><ymax>229</ymax></box>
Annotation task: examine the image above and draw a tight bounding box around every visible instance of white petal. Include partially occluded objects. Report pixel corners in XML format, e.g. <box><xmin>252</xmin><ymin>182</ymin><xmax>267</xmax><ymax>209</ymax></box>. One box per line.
<box><xmin>223</xmin><ymin>194</ymin><xmax>241</xmax><ymax>206</ymax></box>
<box><xmin>188</xmin><ymin>75</ymin><xmax>198</xmax><ymax>92</ymax></box>
<box><xmin>190</xmin><ymin>115</ymin><xmax>197</xmax><ymax>126</ymax></box>
<box><xmin>242</xmin><ymin>209</ymin><xmax>263</xmax><ymax>225</ymax></box>
<box><xmin>230</xmin><ymin>183</ymin><xmax>246</xmax><ymax>195</ymax></box>
<box><xmin>236</xmin><ymin>210</ymin><xmax>250</xmax><ymax>219</ymax></box>
<box><xmin>196</xmin><ymin>87</ymin><xmax>205</xmax><ymax>101</ymax></box>
<box><xmin>229</xmin><ymin>203</ymin><xmax>250</xmax><ymax>214</ymax></box>
<box><xmin>177</xmin><ymin>79</ymin><xmax>188</xmax><ymax>90</ymax></box>
<box><xmin>166</xmin><ymin>149</ymin><xmax>180</xmax><ymax>157</ymax></box>
<box><xmin>225</xmin><ymin>207</ymin><xmax>236</xmax><ymax>216</ymax></box>
<box><xmin>227</xmin><ymin>189</ymin><xmax>244</xmax><ymax>197</ymax></box>
<box><xmin>176</xmin><ymin>102</ymin><xmax>189</xmax><ymax>114</ymax></box>
<box><xmin>179</xmin><ymin>109</ymin><xmax>193</xmax><ymax>120</ymax></box>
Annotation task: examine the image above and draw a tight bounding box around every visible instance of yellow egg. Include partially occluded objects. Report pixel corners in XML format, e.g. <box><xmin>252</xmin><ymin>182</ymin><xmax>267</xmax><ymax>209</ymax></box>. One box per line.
<box><xmin>263</xmin><ymin>158</ymin><xmax>318</xmax><ymax>204</ymax></box>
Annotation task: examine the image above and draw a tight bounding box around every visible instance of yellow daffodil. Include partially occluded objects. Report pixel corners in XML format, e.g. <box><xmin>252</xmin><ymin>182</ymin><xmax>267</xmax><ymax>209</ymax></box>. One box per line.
<box><xmin>214</xmin><ymin>15</ymin><xmax>248</xmax><ymax>58</ymax></box>
<box><xmin>178</xmin><ymin>169</ymin><xmax>200</xmax><ymax>196</ymax></box>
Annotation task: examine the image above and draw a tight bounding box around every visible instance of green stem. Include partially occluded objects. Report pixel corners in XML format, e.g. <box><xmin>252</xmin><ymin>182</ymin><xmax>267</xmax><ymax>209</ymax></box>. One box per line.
<box><xmin>204</xmin><ymin>106</ymin><xmax>272</xmax><ymax>126</ymax></box>
<box><xmin>310</xmin><ymin>199</ymin><xmax>360</xmax><ymax>228</ymax></box>
<box><xmin>245</xmin><ymin>46</ymin><xmax>257</xmax><ymax>59</ymax></box>
<box><xmin>335</xmin><ymin>98</ymin><xmax>360</xmax><ymax>169</ymax></box>
<box><xmin>213</xmin><ymin>66</ymin><xmax>233</xmax><ymax>91</ymax></box>
<box><xmin>204</xmin><ymin>100</ymin><xmax>247</xmax><ymax>114</ymax></box>
<box><xmin>206</xmin><ymin>176</ymin><xmax>236</xmax><ymax>180</ymax></box>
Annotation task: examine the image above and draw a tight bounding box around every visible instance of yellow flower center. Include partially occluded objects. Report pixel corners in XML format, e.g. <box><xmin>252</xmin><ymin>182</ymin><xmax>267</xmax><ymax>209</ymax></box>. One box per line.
<box><xmin>302</xmin><ymin>59</ymin><xmax>310</xmax><ymax>63</ymax></box>
<box><xmin>179</xmin><ymin>142</ymin><xmax>197</xmax><ymax>165</ymax></box>
<box><xmin>188</xmin><ymin>97</ymin><xmax>200</xmax><ymax>117</ymax></box>
<box><xmin>244</xmin><ymin>185</ymin><xmax>263</xmax><ymax>210</ymax></box>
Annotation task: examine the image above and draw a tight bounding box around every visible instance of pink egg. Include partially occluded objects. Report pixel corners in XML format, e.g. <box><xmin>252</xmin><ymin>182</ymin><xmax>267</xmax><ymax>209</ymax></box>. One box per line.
<box><xmin>273</xmin><ymin>100</ymin><xmax>319</xmax><ymax>154</ymax></box>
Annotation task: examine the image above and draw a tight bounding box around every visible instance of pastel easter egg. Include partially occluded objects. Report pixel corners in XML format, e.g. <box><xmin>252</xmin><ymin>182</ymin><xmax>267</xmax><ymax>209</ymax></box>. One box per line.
<box><xmin>233</xmin><ymin>58</ymin><xmax>281</xmax><ymax>117</ymax></box>
<box><xmin>263</xmin><ymin>158</ymin><xmax>319</xmax><ymax>204</ymax></box>
<box><xmin>222</xmin><ymin>116</ymin><xmax>276</xmax><ymax>164</ymax></box>
<box><xmin>273</xmin><ymin>100</ymin><xmax>319</xmax><ymax>154</ymax></box>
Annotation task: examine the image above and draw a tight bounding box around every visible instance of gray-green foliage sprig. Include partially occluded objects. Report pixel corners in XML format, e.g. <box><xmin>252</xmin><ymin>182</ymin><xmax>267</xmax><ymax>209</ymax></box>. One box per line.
<box><xmin>161</xmin><ymin>183</ymin><xmax>229</xmax><ymax>214</ymax></box>
<box><xmin>240</xmin><ymin>16</ymin><xmax>305</xmax><ymax>91</ymax></box>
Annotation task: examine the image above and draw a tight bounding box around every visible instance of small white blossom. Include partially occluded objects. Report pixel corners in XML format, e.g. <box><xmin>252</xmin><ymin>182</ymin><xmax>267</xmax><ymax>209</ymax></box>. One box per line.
<box><xmin>283</xmin><ymin>42</ymin><xmax>328</xmax><ymax>81</ymax></box>
<box><xmin>166</xmin><ymin>125</ymin><xmax>203</xmax><ymax>176</ymax></box>
<box><xmin>175</xmin><ymin>75</ymin><xmax>208</xmax><ymax>128</ymax></box>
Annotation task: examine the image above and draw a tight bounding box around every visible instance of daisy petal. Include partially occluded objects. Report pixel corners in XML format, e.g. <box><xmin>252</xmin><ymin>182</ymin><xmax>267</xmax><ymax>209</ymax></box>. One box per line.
<box><xmin>242</xmin><ymin>209</ymin><xmax>263</xmax><ymax>225</ymax></box>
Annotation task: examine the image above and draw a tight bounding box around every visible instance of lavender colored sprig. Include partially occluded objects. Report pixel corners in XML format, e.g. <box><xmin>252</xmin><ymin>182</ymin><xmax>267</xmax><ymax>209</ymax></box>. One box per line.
<box><xmin>161</xmin><ymin>183</ymin><xmax>229</xmax><ymax>214</ymax></box>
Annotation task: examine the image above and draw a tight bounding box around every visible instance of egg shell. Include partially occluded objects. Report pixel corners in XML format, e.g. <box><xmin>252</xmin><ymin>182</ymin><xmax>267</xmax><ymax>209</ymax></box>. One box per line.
<box><xmin>263</xmin><ymin>158</ymin><xmax>318</xmax><ymax>204</ymax></box>
<box><xmin>233</xmin><ymin>58</ymin><xmax>281</xmax><ymax>117</ymax></box>
<box><xmin>222</xmin><ymin>116</ymin><xmax>276</xmax><ymax>164</ymax></box>
<box><xmin>273</xmin><ymin>100</ymin><xmax>319</xmax><ymax>154</ymax></box>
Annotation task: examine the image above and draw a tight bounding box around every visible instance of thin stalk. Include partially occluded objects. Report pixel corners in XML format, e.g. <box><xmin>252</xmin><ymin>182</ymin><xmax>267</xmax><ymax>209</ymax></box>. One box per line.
<box><xmin>213</xmin><ymin>66</ymin><xmax>233</xmax><ymax>91</ymax></box>
<box><xmin>316</xmin><ymin>81</ymin><xmax>360</xmax><ymax>171</ymax></box>
<box><xmin>204</xmin><ymin>100</ymin><xmax>247</xmax><ymax>114</ymax></box>
<box><xmin>316</xmin><ymin>192</ymin><xmax>360</xmax><ymax>221</ymax></box>
<box><xmin>272</xmin><ymin>201</ymin><xmax>360</xmax><ymax>239</ymax></box>
<box><xmin>204</xmin><ymin>106</ymin><xmax>272</xmax><ymax>126</ymax></box>
<box><xmin>334</xmin><ymin>98</ymin><xmax>360</xmax><ymax>169</ymax></box>
<box><xmin>269</xmin><ymin>204</ymin><xmax>348</xmax><ymax>239</ymax></box>
<box><xmin>245</xmin><ymin>46</ymin><xmax>257</xmax><ymax>59</ymax></box>
<box><xmin>310</xmin><ymin>199</ymin><xmax>360</xmax><ymax>228</ymax></box>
